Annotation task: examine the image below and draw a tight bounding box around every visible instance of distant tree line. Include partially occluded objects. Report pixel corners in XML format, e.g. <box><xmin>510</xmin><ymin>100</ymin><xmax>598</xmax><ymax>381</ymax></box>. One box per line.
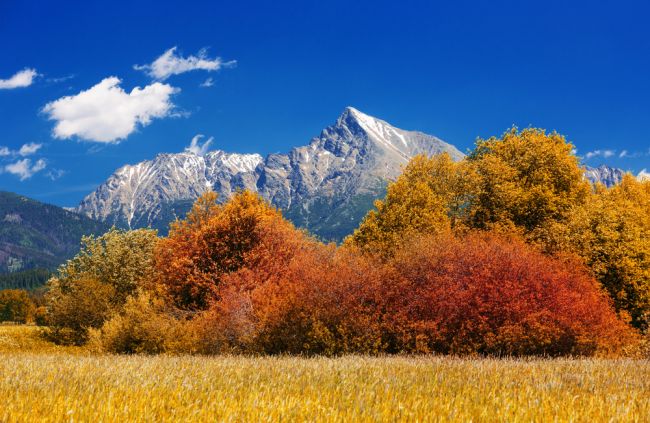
<box><xmin>0</xmin><ymin>269</ymin><xmax>51</xmax><ymax>291</ymax></box>
<box><xmin>0</xmin><ymin>289</ymin><xmax>46</xmax><ymax>324</ymax></box>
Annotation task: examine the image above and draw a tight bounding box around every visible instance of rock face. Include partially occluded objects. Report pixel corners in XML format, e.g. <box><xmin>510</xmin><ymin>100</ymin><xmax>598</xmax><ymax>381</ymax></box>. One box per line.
<box><xmin>584</xmin><ymin>165</ymin><xmax>626</xmax><ymax>187</ymax></box>
<box><xmin>76</xmin><ymin>107</ymin><xmax>465</xmax><ymax>240</ymax></box>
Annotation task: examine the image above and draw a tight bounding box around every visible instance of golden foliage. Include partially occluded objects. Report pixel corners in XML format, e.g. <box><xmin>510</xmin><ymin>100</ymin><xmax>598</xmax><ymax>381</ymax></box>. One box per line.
<box><xmin>562</xmin><ymin>175</ymin><xmax>650</xmax><ymax>330</ymax></box>
<box><xmin>347</xmin><ymin>153</ymin><xmax>471</xmax><ymax>256</ymax></box>
<box><xmin>45</xmin><ymin>228</ymin><xmax>158</xmax><ymax>344</ymax></box>
<box><xmin>0</xmin><ymin>289</ymin><xmax>34</xmax><ymax>323</ymax></box>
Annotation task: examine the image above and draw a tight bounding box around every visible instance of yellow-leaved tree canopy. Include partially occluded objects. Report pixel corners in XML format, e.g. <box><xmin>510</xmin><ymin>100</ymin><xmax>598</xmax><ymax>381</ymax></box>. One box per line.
<box><xmin>348</xmin><ymin>127</ymin><xmax>650</xmax><ymax>331</ymax></box>
<box><xmin>349</xmin><ymin>128</ymin><xmax>591</xmax><ymax>255</ymax></box>
<box><xmin>557</xmin><ymin>175</ymin><xmax>650</xmax><ymax>330</ymax></box>
<box><xmin>465</xmin><ymin>127</ymin><xmax>591</xmax><ymax>245</ymax></box>
<box><xmin>346</xmin><ymin>153</ymin><xmax>474</xmax><ymax>256</ymax></box>
<box><xmin>45</xmin><ymin>228</ymin><xmax>158</xmax><ymax>345</ymax></box>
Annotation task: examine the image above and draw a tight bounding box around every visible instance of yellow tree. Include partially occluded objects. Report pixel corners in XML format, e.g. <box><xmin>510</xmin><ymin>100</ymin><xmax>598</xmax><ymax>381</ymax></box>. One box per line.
<box><xmin>46</xmin><ymin>228</ymin><xmax>158</xmax><ymax>344</ymax></box>
<box><xmin>347</xmin><ymin>153</ymin><xmax>473</xmax><ymax>257</ymax></box>
<box><xmin>466</xmin><ymin>127</ymin><xmax>591</xmax><ymax>246</ymax></box>
<box><xmin>0</xmin><ymin>289</ymin><xmax>34</xmax><ymax>323</ymax></box>
<box><xmin>564</xmin><ymin>175</ymin><xmax>650</xmax><ymax>331</ymax></box>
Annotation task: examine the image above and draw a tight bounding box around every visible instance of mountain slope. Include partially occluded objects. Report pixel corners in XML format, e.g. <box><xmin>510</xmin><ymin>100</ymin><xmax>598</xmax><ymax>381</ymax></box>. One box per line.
<box><xmin>584</xmin><ymin>165</ymin><xmax>650</xmax><ymax>186</ymax></box>
<box><xmin>0</xmin><ymin>192</ymin><xmax>109</xmax><ymax>273</ymax></box>
<box><xmin>77</xmin><ymin>107</ymin><xmax>464</xmax><ymax>240</ymax></box>
<box><xmin>584</xmin><ymin>165</ymin><xmax>626</xmax><ymax>187</ymax></box>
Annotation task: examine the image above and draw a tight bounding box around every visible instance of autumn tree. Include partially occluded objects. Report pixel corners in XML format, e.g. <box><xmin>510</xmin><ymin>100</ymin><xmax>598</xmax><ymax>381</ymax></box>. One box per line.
<box><xmin>556</xmin><ymin>175</ymin><xmax>650</xmax><ymax>331</ymax></box>
<box><xmin>198</xmin><ymin>242</ymin><xmax>388</xmax><ymax>355</ymax></box>
<box><xmin>384</xmin><ymin>233</ymin><xmax>638</xmax><ymax>356</ymax></box>
<box><xmin>0</xmin><ymin>289</ymin><xmax>34</xmax><ymax>323</ymax></box>
<box><xmin>466</xmin><ymin>128</ymin><xmax>591</xmax><ymax>245</ymax></box>
<box><xmin>45</xmin><ymin>228</ymin><xmax>158</xmax><ymax>344</ymax></box>
<box><xmin>46</xmin><ymin>276</ymin><xmax>116</xmax><ymax>344</ymax></box>
<box><xmin>154</xmin><ymin>190</ymin><xmax>306</xmax><ymax>311</ymax></box>
<box><xmin>347</xmin><ymin>153</ymin><xmax>473</xmax><ymax>256</ymax></box>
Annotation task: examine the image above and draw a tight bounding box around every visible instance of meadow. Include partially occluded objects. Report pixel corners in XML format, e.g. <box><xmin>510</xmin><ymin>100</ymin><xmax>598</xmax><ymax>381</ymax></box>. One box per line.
<box><xmin>1</xmin><ymin>326</ymin><xmax>649</xmax><ymax>422</ymax></box>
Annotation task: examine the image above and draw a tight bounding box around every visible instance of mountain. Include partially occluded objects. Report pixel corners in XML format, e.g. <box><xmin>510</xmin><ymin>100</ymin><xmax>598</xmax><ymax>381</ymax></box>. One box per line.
<box><xmin>77</xmin><ymin>107</ymin><xmax>465</xmax><ymax>240</ymax></box>
<box><xmin>584</xmin><ymin>165</ymin><xmax>626</xmax><ymax>187</ymax></box>
<box><xmin>0</xmin><ymin>192</ymin><xmax>109</xmax><ymax>273</ymax></box>
<box><xmin>584</xmin><ymin>165</ymin><xmax>650</xmax><ymax>186</ymax></box>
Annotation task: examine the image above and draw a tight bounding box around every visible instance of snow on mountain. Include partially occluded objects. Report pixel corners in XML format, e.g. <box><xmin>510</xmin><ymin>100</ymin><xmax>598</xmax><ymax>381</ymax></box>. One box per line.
<box><xmin>584</xmin><ymin>165</ymin><xmax>626</xmax><ymax>187</ymax></box>
<box><xmin>584</xmin><ymin>165</ymin><xmax>650</xmax><ymax>187</ymax></box>
<box><xmin>76</xmin><ymin>107</ymin><xmax>464</xmax><ymax>240</ymax></box>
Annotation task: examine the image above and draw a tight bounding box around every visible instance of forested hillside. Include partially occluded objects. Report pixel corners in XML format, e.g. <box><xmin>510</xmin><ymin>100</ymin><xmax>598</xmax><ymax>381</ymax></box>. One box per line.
<box><xmin>0</xmin><ymin>192</ymin><xmax>109</xmax><ymax>274</ymax></box>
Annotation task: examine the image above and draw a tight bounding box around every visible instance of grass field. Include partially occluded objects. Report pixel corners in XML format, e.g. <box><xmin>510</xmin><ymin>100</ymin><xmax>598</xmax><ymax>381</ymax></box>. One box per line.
<box><xmin>1</xmin><ymin>326</ymin><xmax>649</xmax><ymax>422</ymax></box>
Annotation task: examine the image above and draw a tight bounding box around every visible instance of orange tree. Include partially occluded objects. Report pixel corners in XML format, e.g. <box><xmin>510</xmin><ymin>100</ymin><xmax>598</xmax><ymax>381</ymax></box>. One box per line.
<box><xmin>154</xmin><ymin>190</ymin><xmax>308</xmax><ymax>311</ymax></box>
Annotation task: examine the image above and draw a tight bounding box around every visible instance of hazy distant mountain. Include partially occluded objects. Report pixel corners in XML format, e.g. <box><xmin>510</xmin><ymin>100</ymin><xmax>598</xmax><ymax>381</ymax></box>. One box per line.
<box><xmin>584</xmin><ymin>165</ymin><xmax>626</xmax><ymax>187</ymax></box>
<box><xmin>0</xmin><ymin>192</ymin><xmax>109</xmax><ymax>273</ymax></box>
<box><xmin>76</xmin><ymin>107</ymin><xmax>465</xmax><ymax>240</ymax></box>
<box><xmin>584</xmin><ymin>165</ymin><xmax>649</xmax><ymax>187</ymax></box>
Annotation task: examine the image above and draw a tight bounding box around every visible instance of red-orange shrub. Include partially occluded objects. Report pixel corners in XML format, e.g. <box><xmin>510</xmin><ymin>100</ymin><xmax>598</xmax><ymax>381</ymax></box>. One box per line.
<box><xmin>383</xmin><ymin>232</ymin><xmax>638</xmax><ymax>356</ymax></box>
<box><xmin>194</xmin><ymin>242</ymin><xmax>389</xmax><ymax>355</ymax></box>
<box><xmin>154</xmin><ymin>191</ymin><xmax>303</xmax><ymax>310</ymax></box>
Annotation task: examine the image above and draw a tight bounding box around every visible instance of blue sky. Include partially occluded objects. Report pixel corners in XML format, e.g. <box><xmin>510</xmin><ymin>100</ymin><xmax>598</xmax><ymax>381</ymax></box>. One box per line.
<box><xmin>1</xmin><ymin>0</ymin><xmax>649</xmax><ymax>206</ymax></box>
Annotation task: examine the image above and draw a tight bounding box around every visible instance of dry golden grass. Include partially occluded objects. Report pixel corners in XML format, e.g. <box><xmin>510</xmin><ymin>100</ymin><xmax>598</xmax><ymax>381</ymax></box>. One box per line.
<box><xmin>0</xmin><ymin>324</ymin><xmax>83</xmax><ymax>354</ymax></box>
<box><xmin>1</xmin><ymin>326</ymin><xmax>649</xmax><ymax>422</ymax></box>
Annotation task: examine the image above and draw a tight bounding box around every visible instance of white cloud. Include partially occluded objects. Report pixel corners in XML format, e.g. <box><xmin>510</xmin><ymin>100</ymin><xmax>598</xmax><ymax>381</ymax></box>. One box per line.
<box><xmin>185</xmin><ymin>134</ymin><xmax>213</xmax><ymax>156</ymax></box>
<box><xmin>46</xmin><ymin>168</ymin><xmax>66</xmax><ymax>180</ymax></box>
<box><xmin>200</xmin><ymin>77</ymin><xmax>214</xmax><ymax>88</ymax></box>
<box><xmin>18</xmin><ymin>142</ymin><xmax>42</xmax><ymax>156</ymax></box>
<box><xmin>0</xmin><ymin>68</ymin><xmax>38</xmax><ymax>89</ymax></box>
<box><xmin>135</xmin><ymin>47</ymin><xmax>236</xmax><ymax>81</ymax></box>
<box><xmin>585</xmin><ymin>149</ymin><xmax>616</xmax><ymax>159</ymax></box>
<box><xmin>46</xmin><ymin>74</ymin><xmax>75</xmax><ymax>84</ymax></box>
<box><xmin>0</xmin><ymin>146</ymin><xmax>10</xmax><ymax>156</ymax></box>
<box><xmin>42</xmin><ymin>77</ymin><xmax>179</xmax><ymax>143</ymax></box>
<box><xmin>619</xmin><ymin>150</ymin><xmax>628</xmax><ymax>158</ymax></box>
<box><xmin>4</xmin><ymin>158</ymin><xmax>46</xmax><ymax>180</ymax></box>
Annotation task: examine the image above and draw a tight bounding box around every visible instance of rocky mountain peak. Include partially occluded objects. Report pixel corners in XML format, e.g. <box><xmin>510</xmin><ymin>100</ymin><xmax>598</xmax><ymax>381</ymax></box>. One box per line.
<box><xmin>77</xmin><ymin>108</ymin><xmax>464</xmax><ymax>240</ymax></box>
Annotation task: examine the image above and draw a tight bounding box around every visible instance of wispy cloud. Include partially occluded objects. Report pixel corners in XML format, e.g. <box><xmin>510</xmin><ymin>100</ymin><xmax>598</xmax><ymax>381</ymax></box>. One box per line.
<box><xmin>18</xmin><ymin>142</ymin><xmax>43</xmax><ymax>156</ymax></box>
<box><xmin>37</xmin><ymin>183</ymin><xmax>101</xmax><ymax>198</ymax></box>
<box><xmin>0</xmin><ymin>142</ymin><xmax>43</xmax><ymax>157</ymax></box>
<box><xmin>46</xmin><ymin>74</ymin><xmax>75</xmax><ymax>84</ymax></box>
<box><xmin>585</xmin><ymin>148</ymin><xmax>650</xmax><ymax>160</ymax></box>
<box><xmin>135</xmin><ymin>47</ymin><xmax>236</xmax><ymax>81</ymax></box>
<box><xmin>585</xmin><ymin>149</ymin><xmax>616</xmax><ymax>159</ymax></box>
<box><xmin>185</xmin><ymin>134</ymin><xmax>214</xmax><ymax>156</ymax></box>
<box><xmin>42</xmin><ymin>77</ymin><xmax>179</xmax><ymax>143</ymax></box>
<box><xmin>200</xmin><ymin>77</ymin><xmax>214</xmax><ymax>88</ymax></box>
<box><xmin>0</xmin><ymin>68</ymin><xmax>38</xmax><ymax>89</ymax></box>
<box><xmin>3</xmin><ymin>158</ymin><xmax>46</xmax><ymax>180</ymax></box>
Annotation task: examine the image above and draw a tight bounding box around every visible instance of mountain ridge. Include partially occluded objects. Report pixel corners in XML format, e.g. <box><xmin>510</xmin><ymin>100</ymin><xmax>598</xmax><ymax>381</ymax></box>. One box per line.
<box><xmin>75</xmin><ymin>108</ymin><xmax>647</xmax><ymax>241</ymax></box>
<box><xmin>76</xmin><ymin>107</ymin><xmax>465</xmax><ymax>240</ymax></box>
